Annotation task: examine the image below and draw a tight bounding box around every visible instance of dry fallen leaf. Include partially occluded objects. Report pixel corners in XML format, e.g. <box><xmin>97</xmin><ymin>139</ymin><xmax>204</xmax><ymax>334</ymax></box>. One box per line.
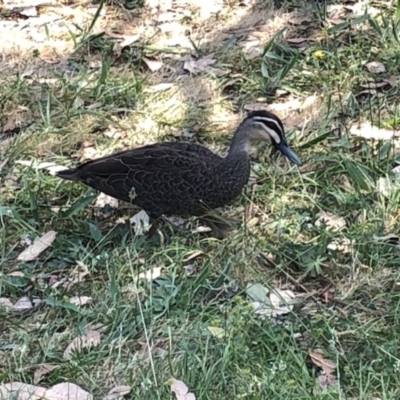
<box><xmin>45</xmin><ymin>382</ymin><xmax>92</xmax><ymax>400</ymax></box>
<box><xmin>119</xmin><ymin>34</ymin><xmax>140</xmax><ymax>48</ymax></box>
<box><xmin>183</xmin><ymin>55</ymin><xmax>216</xmax><ymax>73</ymax></box>
<box><xmin>384</xmin><ymin>75</ymin><xmax>398</xmax><ymax>86</ymax></box>
<box><xmin>95</xmin><ymin>193</ymin><xmax>119</xmax><ymax>210</ymax></box>
<box><xmin>17</xmin><ymin>230</ymin><xmax>57</xmax><ymax>261</ymax></box>
<box><xmin>50</xmin><ymin>261</ymin><xmax>90</xmax><ymax>290</ymax></box>
<box><xmin>2</xmin><ymin>119</ymin><xmax>17</xmax><ymax>133</ymax></box>
<box><xmin>13</xmin><ymin>296</ymin><xmax>33</xmax><ymax>310</ymax></box>
<box><xmin>80</xmin><ymin>146</ymin><xmax>97</xmax><ymax>161</ymax></box>
<box><xmin>134</xmin><ymin>340</ymin><xmax>168</xmax><ymax>363</ymax></box>
<box><xmin>309</xmin><ymin>348</ymin><xmax>337</xmax><ymax>375</ymax></box>
<box><xmin>171</xmin><ymin>378</ymin><xmax>196</xmax><ymax>400</ymax></box>
<box><xmin>316</xmin><ymin>373</ymin><xmax>337</xmax><ymax>390</ymax></box>
<box><xmin>309</xmin><ymin>348</ymin><xmax>337</xmax><ymax>391</ymax></box>
<box><xmin>269</xmin><ymin>289</ymin><xmax>296</xmax><ymax>315</ymax></box>
<box><xmin>145</xmin><ymin>83</ymin><xmax>174</xmax><ymax>92</ymax></box>
<box><xmin>130</xmin><ymin>210</ymin><xmax>151</xmax><ymax>235</ymax></box>
<box><xmin>207</xmin><ymin>326</ymin><xmax>225</xmax><ymax>338</ymax></box>
<box><xmin>315</xmin><ymin>211</ymin><xmax>346</xmax><ymax>231</ymax></box>
<box><xmin>365</xmin><ymin>61</ymin><xmax>386</xmax><ymax>73</ymax></box>
<box><xmin>0</xmin><ymin>382</ymin><xmax>47</xmax><ymax>399</ymax></box>
<box><xmin>33</xmin><ymin>363</ymin><xmax>57</xmax><ymax>384</ymax></box>
<box><xmin>327</xmin><ymin>237</ymin><xmax>352</xmax><ymax>253</ymax></box>
<box><xmin>243</xmin><ymin>103</ymin><xmax>268</xmax><ymax>112</ymax></box>
<box><xmin>0</xmin><ymin>298</ymin><xmax>14</xmax><ymax>310</ymax></box>
<box><xmin>15</xmin><ymin>160</ymin><xmax>66</xmax><ymax>175</ymax></box>
<box><xmin>252</xmin><ymin>289</ymin><xmax>296</xmax><ymax>318</ymax></box>
<box><xmin>287</xmin><ymin>37</ymin><xmax>316</xmax><ymax>44</ymax></box>
<box><xmin>68</xmin><ymin>296</ymin><xmax>92</xmax><ymax>306</ymax></box>
<box><xmin>134</xmin><ymin>266</ymin><xmax>162</xmax><ymax>282</ymax></box>
<box><xmin>0</xmin><ymin>381</ymin><xmax>91</xmax><ymax>399</ymax></box>
<box><xmin>63</xmin><ymin>330</ymin><xmax>101</xmax><ymax>360</ymax></box>
<box><xmin>102</xmin><ymin>385</ymin><xmax>131</xmax><ymax>400</ymax></box>
<box><xmin>143</xmin><ymin>57</ymin><xmax>163</xmax><ymax>72</ymax></box>
<box><xmin>8</xmin><ymin>271</ymin><xmax>25</xmax><ymax>277</ymax></box>
<box><xmin>163</xmin><ymin>215</ymin><xmax>186</xmax><ymax>227</ymax></box>
<box><xmin>349</xmin><ymin>122</ymin><xmax>398</xmax><ymax>140</ymax></box>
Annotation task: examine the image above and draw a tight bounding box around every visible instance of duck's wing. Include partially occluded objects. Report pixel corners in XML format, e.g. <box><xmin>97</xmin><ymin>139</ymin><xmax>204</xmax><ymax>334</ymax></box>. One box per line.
<box><xmin>153</xmin><ymin>142</ymin><xmax>223</xmax><ymax>166</ymax></box>
<box><xmin>56</xmin><ymin>142</ymin><xmax>221</xmax><ymax>205</ymax></box>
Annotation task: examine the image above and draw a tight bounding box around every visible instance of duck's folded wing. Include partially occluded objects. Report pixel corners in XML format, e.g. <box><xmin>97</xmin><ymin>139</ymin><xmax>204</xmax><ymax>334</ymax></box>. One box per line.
<box><xmin>57</xmin><ymin>144</ymin><xmax>217</xmax><ymax>203</ymax></box>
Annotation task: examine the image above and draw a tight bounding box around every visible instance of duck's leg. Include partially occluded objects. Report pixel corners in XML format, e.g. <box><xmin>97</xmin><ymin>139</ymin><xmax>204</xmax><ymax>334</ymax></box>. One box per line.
<box><xmin>147</xmin><ymin>218</ymin><xmax>159</xmax><ymax>237</ymax></box>
<box><xmin>199</xmin><ymin>215</ymin><xmax>237</xmax><ymax>239</ymax></box>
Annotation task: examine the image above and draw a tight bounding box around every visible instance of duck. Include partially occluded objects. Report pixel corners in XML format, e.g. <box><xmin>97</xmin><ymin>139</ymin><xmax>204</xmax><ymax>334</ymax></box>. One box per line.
<box><xmin>56</xmin><ymin>110</ymin><xmax>301</xmax><ymax>236</ymax></box>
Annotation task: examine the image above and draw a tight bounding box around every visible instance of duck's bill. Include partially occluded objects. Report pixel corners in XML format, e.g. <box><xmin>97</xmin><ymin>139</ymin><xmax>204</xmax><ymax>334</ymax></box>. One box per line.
<box><xmin>276</xmin><ymin>142</ymin><xmax>302</xmax><ymax>166</ymax></box>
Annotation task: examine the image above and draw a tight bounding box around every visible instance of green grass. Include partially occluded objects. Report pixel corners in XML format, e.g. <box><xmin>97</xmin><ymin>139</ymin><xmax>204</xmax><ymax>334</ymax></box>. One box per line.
<box><xmin>2</xmin><ymin>0</ymin><xmax>400</xmax><ymax>399</ymax></box>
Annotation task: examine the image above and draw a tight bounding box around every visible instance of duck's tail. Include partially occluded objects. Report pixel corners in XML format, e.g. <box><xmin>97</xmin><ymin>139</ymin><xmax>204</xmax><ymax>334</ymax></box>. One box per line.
<box><xmin>56</xmin><ymin>167</ymin><xmax>81</xmax><ymax>181</ymax></box>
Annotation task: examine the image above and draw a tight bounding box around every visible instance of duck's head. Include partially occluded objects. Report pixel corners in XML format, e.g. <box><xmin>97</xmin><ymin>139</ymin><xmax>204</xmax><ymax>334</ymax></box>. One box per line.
<box><xmin>239</xmin><ymin>109</ymin><xmax>302</xmax><ymax>166</ymax></box>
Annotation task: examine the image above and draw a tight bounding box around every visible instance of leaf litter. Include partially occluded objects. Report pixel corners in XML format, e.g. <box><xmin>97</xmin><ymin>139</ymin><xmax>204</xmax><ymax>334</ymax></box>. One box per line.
<box><xmin>33</xmin><ymin>363</ymin><xmax>57</xmax><ymax>384</ymax></box>
<box><xmin>315</xmin><ymin>211</ymin><xmax>346</xmax><ymax>232</ymax></box>
<box><xmin>170</xmin><ymin>378</ymin><xmax>196</xmax><ymax>400</ymax></box>
<box><xmin>309</xmin><ymin>348</ymin><xmax>338</xmax><ymax>390</ymax></box>
<box><xmin>16</xmin><ymin>230</ymin><xmax>57</xmax><ymax>261</ymax></box>
<box><xmin>0</xmin><ymin>381</ymin><xmax>92</xmax><ymax>400</ymax></box>
<box><xmin>63</xmin><ymin>330</ymin><xmax>101</xmax><ymax>360</ymax></box>
<box><xmin>68</xmin><ymin>296</ymin><xmax>93</xmax><ymax>306</ymax></box>
<box><xmin>183</xmin><ymin>54</ymin><xmax>216</xmax><ymax>73</ymax></box>
<box><xmin>246</xmin><ymin>283</ymin><xmax>297</xmax><ymax>319</ymax></box>
<box><xmin>50</xmin><ymin>261</ymin><xmax>90</xmax><ymax>290</ymax></box>
<box><xmin>102</xmin><ymin>385</ymin><xmax>131</xmax><ymax>400</ymax></box>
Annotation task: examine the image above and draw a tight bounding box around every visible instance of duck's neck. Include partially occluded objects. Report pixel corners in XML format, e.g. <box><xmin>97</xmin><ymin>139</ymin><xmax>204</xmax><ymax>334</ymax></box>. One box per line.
<box><xmin>227</xmin><ymin>122</ymin><xmax>251</xmax><ymax>157</ymax></box>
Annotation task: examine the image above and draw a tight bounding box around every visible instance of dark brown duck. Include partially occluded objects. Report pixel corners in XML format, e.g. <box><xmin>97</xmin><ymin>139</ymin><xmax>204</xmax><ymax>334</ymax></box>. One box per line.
<box><xmin>57</xmin><ymin>110</ymin><xmax>301</xmax><ymax>223</ymax></box>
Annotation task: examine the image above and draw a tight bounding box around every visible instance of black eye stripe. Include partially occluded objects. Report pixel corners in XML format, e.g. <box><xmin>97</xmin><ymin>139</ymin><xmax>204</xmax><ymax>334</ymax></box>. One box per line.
<box><xmin>252</xmin><ymin>116</ymin><xmax>284</xmax><ymax>135</ymax></box>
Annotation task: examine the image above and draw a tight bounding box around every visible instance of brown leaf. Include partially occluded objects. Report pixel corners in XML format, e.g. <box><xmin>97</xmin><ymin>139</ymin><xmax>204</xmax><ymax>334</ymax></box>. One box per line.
<box><xmin>68</xmin><ymin>296</ymin><xmax>92</xmax><ymax>306</ymax></box>
<box><xmin>0</xmin><ymin>298</ymin><xmax>14</xmax><ymax>310</ymax></box>
<box><xmin>102</xmin><ymin>385</ymin><xmax>131</xmax><ymax>400</ymax></box>
<box><xmin>134</xmin><ymin>266</ymin><xmax>162</xmax><ymax>282</ymax></box>
<box><xmin>183</xmin><ymin>55</ymin><xmax>216</xmax><ymax>73</ymax></box>
<box><xmin>315</xmin><ymin>211</ymin><xmax>346</xmax><ymax>231</ymax></box>
<box><xmin>13</xmin><ymin>296</ymin><xmax>33</xmax><ymax>310</ymax></box>
<box><xmin>45</xmin><ymin>382</ymin><xmax>92</xmax><ymax>399</ymax></box>
<box><xmin>81</xmin><ymin>146</ymin><xmax>97</xmax><ymax>161</ymax></box>
<box><xmin>2</xmin><ymin>119</ymin><xmax>16</xmax><ymax>133</ymax></box>
<box><xmin>171</xmin><ymin>378</ymin><xmax>196</xmax><ymax>400</ymax></box>
<box><xmin>15</xmin><ymin>6</ymin><xmax>38</xmax><ymax>17</ymax></box>
<box><xmin>243</xmin><ymin>103</ymin><xmax>268</xmax><ymax>112</ymax></box>
<box><xmin>365</xmin><ymin>61</ymin><xmax>386</xmax><ymax>73</ymax></box>
<box><xmin>63</xmin><ymin>330</ymin><xmax>101</xmax><ymax>360</ymax></box>
<box><xmin>17</xmin><ymin>231</ymin><xmax>57</xmax><ymax>261</ymax></box>
<box><xmin>145</xmin><ymin>83</ymin><xmax>174</xmax><ymax>92</ymax></box>
<box><xmin>8</xmin><ymin>271</ymin><xmax>25</xmax><ymax>277</ymax></box>
<box><xmin>33</xmin><ymin>363</ymin><xmax>56</xmax><ymax>384</ymax></box>
<box><xmin>349</xmin><ymin>122</ymin><xmax>398</xmax><ymax>140</ymax></box>
<box><xmin>143</xmin><ymin>58</ymin><xmax>163</xmax><ymax>72</ymax></box>
<box><xmin>309</xmin><ymin>348</ymin><xmax>337</xmax><ymax>375</ymax></box>
<box><xmin>384</xmin><ymin>75</ymin><xmax>398</xmax><ymax>86</ymax></box>
<box><xmin>120</xmin><ymin>34</ymin><xmax>140</xmax><ymax>48</ymax></box>
<box><xmin>95</xmin><ymin>193</ymin><xmax>119</xmax><ymax>209</ymax></box>
<box><xmin>15</xmin><ymin>160</ymin><xmax>67</xmax><ymax>175</ymax></box>
<box><xmin>0</xmin><ymin>382</ymin><xmax>47</xmax><ymax>399</ymax></box>
<box><xmin>316</xmin><ymin>373</ymin><xmax>337</xmax><ymax>390</ymax></box>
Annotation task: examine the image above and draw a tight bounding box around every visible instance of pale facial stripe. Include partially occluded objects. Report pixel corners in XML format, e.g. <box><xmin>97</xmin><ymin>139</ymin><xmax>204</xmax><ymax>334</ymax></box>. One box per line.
<box><xmin>253</xmin><ymin>116</ymin><xmax>283</xmax><ymax>144</ymax></box>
